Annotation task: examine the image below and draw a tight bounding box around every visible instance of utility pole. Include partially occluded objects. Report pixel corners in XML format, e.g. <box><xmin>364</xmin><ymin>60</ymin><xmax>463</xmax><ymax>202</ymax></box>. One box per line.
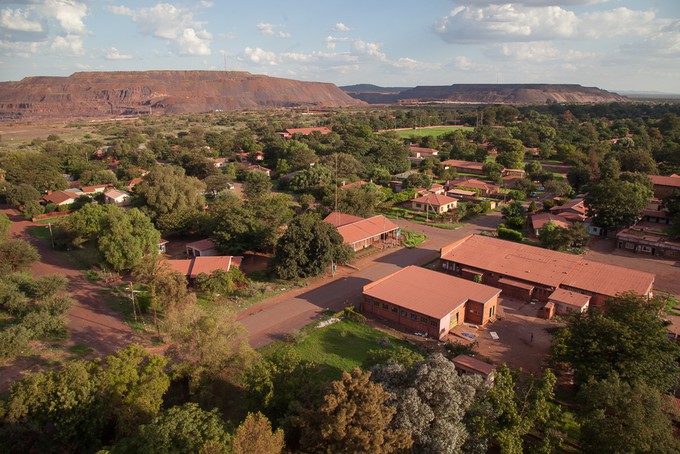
<box><xmin>129</xmin><ymin>282</ymin><xmax>138</xmax><ymax>323</ymax></box>
<box><xmin>46</xmin><ymin>222</ymin><xmax>54</xmax><ymax>249</ymax></box>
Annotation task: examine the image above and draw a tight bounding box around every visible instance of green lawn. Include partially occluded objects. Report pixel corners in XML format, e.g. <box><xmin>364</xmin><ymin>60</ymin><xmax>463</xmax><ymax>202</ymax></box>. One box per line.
<box><xmin>260</xmin><ymin>318</ymin><xmax>421</xmax><ymax>382</ymax></box>
<box><xmin>388</xmin><ymin>126</ymin><xmax>473</xmax><ymax>138</ymax></box>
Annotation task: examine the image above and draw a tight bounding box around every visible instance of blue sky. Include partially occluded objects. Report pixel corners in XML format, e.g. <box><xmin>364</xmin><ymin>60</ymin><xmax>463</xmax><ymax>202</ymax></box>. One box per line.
<box><xmin>1</xmin><ymin>1</ymin><xmax>679</xmax><ymax>92</ymax></box>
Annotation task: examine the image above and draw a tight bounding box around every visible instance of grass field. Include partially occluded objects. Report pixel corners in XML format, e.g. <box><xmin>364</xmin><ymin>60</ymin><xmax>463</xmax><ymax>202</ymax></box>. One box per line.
<box><xmin>260</xmin><ymin>318</ymin><xmax>420</xmax><ymax>382</ymax></box>
<box><xmin>388</xmin><ymin>126</ymin><xmax>473</xmax><ymax>138</ymax></box>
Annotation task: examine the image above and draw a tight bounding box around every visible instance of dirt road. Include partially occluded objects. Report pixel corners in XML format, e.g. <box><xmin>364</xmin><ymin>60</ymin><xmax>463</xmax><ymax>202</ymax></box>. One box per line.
<box><xmin>239</xmin><ymin>212</ymin><xmax>503</xmax><ymax>348</ymax></box>
<box><xmin>0</xmin><ymin>207</ymin><xmax>143</xmax><ymax>390</ymax></box>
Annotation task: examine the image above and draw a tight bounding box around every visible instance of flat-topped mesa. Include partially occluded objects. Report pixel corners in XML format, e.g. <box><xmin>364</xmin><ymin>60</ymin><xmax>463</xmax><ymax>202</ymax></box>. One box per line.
<box><xmin>342</xmin><ymin>83</ymin><xmax>628</xmax><ymax>104</ymax></box>
<box><xmin>0</xmin><ymin>70</ymin><xmax>365</xmax><ymax>121</ymax></box>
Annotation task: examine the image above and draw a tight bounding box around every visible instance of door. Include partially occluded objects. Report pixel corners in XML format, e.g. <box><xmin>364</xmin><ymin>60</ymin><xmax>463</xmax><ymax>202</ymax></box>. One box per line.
<box><xmin>449</xmin><ymin>311</ymin><xmax>459</xmax><ymax>329</ymax></box>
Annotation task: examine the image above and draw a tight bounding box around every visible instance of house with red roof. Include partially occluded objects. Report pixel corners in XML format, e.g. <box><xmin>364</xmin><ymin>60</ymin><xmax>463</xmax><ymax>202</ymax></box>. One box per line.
<box><xmin>530</xmin><ymin>212</ymin><xmax>570</xmax><ymax>236</ymax></box>
<box><xmin>549</xmin><ymin>197</ymin><xmax>587</xmax><ymax>222</ymax></box>
<box><xmin>323</xmin><ymin>212</ymin><xmax>398</xmax><ymax>252</ymax></box>
<box><xmin>452</xmin><ymin>355</ymin><xmax>496</xmax><ymax>384</ymax></box>
<box><xmin>441</xmin><ymin>159</ymin><xmax>486</xmax><ymax>175</ymax></box>
<box><xmin>439</xmin><ymin>234</ymin><xmax>655</xmax><ymax>308</ymax></box>
<box><xmin>649</xmin><ymin>174</ymin><xmax>680</xmax><ymax>199</ymax></box>
<box><xmin>166</xmin><ymin>255</ymin><xmax>242</xmax><ymax>281</ymax></box>
<box><xmin>277</xmin><ymin>127</ymin><xmax>332</xmax><ymax>140</ymax></box>
<box><xmin>411</xmin><ymin>193</ymin><xmax>458</xmax><ymax>214</ymax></box>
<box><xmin>362</xmin><ymin>266</ymin><xmax>501</xmax><ymax>339</ymax></box>
<box><xmin>445</xmin><ymin>177</ymin><xmax>499</xmax><ymax>196</ymax></box>
<box><xmin>42</xmin><ymin>190</ymin><xmax>78</xmax><ymax>206</ymax></box>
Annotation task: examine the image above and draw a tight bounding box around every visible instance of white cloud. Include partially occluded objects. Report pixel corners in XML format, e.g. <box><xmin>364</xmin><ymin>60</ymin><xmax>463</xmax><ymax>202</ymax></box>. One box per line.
<box><xmin>256</xmin><ymin>22</ymin><xmax>290</xmax><ymax>38</ymax></box>
<box><xmin>40</xmin><ymin>0</ymin><xmax>88</xmax><ymax>34</ymax></box>
<box><xmin>435</xmin><ymin>4</ymin><xmax>672</xmax><ymax>46</ymax></box>
<box><xmin>333</xmin><ymin>22</ymin><xmax>350</xmax><ymax>32</ymax></box>
<box><xmin>108</xmin><ymin>3</ymin><xmax>212</xmax><ymax>55</ymax></box>
<box><xmin>0</xmin><ymin>8</ymin><xmax>43</xmax><ymax>33</ymax></box>
<box><xmin>50</xmin><ymin>33</ymin><xmax>83</xmax><ymax>55</ymax></box>
<box><xmin>455</xmin><ymin>0</ymin><xmax>603</xmax><ymax>5</ymax></box>
<box><xmin>105</xmin><ymin>47</ymin><xmax>132</xmax><ymax>60</ymax></box>
<box><xmin>453</xmin><ymin>55</ymin><xmax>491</xmax><ymax>72</ymax></box>
<box><xmin>0</xmin><ymin>40</ymin><xmax>41</xmax><ymax>57</ymax></box>
<box><xmin>243</xmin><ymin>47</ymin><xmax>278</xmax><ymax>65</ymax></box>
<box><xmin>435</xmin><ymin>4</ymin><xmax>578</xmax><ymax>43</ymax></box>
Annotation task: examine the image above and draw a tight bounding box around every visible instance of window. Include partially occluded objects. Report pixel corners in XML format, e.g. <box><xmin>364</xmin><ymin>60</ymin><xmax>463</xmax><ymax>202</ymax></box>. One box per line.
<box><xmin>401</xmin><ymin>309</ymin><xmax>407</xmax><ymax>317</ymax></box>
<box><xmin>421</xmin><ymin>316</ymin><xmax>428</xmax><ymax>323</ymax></box>
<box><xmin>431</xmin><ymin>320</ymin><xmax>438</xmax><ymax>327</ymax></box>
<box><xmin>625</xmin><ymin>242</ymin><xmax>635</xmax><ymax>250</ymax></box>
<box><xmin>373</xmin><ymin>300</ymin><xmax>379</xmax><ymax>306</ymax></box>
<box><xmin>383</xmin><ymin>303</ymin><xmax>389</xmax><ymax>310</ymax></box>
<box><xmin>392</xmin><ymin>306</ymin><xmax>398</xmax><ymax>313</ymax></box>
<box><xmin>411</xmin><ymin>313</ymin><xmax>417</xmax><ymax>320</ymax></box>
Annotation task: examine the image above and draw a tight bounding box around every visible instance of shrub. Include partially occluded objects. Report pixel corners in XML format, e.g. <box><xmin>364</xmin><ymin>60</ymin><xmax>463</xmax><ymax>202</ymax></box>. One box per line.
<box><xmin>497</xmin><ymin>226</ymin><xmax>523</xmax><ymax>242</ymax></box>
<box><xmin>20</xmin><ymin>311</ymin><xmax>67</xmax><ymax>339</ymax></box>
<box><xmin>0</xmin><ymin>325</ymin><xmax>32</xmax><ymax>359</ymax></box>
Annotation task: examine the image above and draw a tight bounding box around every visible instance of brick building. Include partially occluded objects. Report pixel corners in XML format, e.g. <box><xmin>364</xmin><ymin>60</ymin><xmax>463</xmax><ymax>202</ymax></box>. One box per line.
<box><xmin>362</xmin><ymin>266</ymin><xmax>501</xmax><ymax>340</ymax></box>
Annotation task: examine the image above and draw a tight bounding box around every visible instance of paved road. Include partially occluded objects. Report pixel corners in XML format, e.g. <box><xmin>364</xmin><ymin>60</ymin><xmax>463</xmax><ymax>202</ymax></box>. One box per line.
<box><xmin>239</xmin><ymin>212</ymin><xmax>502</xmax><ymax>348</ymax></box>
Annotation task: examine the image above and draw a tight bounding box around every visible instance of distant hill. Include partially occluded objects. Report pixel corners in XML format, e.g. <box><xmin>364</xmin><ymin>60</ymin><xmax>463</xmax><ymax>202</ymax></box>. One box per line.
<box><xmin>340</xmin><ymin>84</ymin><xmax>410</xmax><ymax>94</ymax></box>
<box><xmin>341</xmin><ymin>83</ymin><xmax>627</xmax><ymax>104</ymax></box>
<box><xmin>0</xmin><ymin>70</ymin><xmax>365</xmax><ymax>122</ymax></box>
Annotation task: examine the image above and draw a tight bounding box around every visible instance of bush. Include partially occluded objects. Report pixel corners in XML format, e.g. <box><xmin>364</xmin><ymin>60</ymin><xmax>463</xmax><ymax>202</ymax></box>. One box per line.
<box><xmin>0</xmin><ymin>325</ymin><xmax>32</xmax><ymax>359</ymax></box>
<box><xmin>497</xmin><ymin>226</ymin><xmax>523</xmax><ymax>242</ymax></box>
<box><xmin>20</xmin><ymin>311</ymin><xmax>67</xmax><ymax>339</ymax></box>
<box><xmin>364</xmin><ymin>346</ymin><xmax>424</xmax><ymax>369</ymax></box>
<box><xmin>445</xmin><ymin>341</ymin><xmax>478</xmax><ymax>358</ymax></box>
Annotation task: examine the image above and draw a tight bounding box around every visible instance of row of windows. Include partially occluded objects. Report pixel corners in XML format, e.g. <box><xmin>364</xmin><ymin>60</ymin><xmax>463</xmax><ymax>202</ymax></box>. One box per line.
<box><xmin>369</xmin><ymin>299</ymin><xmax>437</xmax><ymax>327</ymax></box>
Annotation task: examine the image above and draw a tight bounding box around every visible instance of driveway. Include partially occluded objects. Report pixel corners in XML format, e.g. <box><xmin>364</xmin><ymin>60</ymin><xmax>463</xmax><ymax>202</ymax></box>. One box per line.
<box><xmin>239</xmin><ymin>211</ymin><xmax>502</xmax><ymax>348</ymax></box>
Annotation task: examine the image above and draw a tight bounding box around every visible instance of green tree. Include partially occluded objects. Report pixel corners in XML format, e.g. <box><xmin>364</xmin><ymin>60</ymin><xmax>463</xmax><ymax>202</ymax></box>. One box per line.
<box><xmin>501</xmin><ymin>201</ymin><xmax>526</xmax><ymax>231</ymax></box>
<box><xmin>135</xmin><ymin>165</ymin><xmax>206</xmax><ymax>231</ymax></box>
<box><xmin>6</xmin><ymin>183</ymin><xmax>41</xmax><ymax>207</ymax></box>
<box><xmin>98</xmin><ymin>208</ymin><xmax>161</xmax><ymax>272</ymax></box>
<box><xmin>203</xmin><ymin>173</ymin><xmax>233</xmax><ymax>195</ymax></box>
<box><xmin>21</xmin><ymin>200</ymin><xmax>44</xmax><ymax>220</ymax></box>
<box><xmin>585</xmin><ymin>178</ymin><xmax>653</xmax><ymax>229</ymax></box>
<box><xmin>272</xmin><ymin>213</ymin><xmax>353</xmax><ymax>279</ymax></box>
<box><xmin>539</xmin><ymin>221</ymin><xmax>589</xmax><ymax>252</ymax></box>
<box><xmin>293</xmin><ymin>368</ymin><xmax>412</xmax><ymax>454</ymax></box>
<box><xmin>243</xmin><ymin>170</ymin><xmax>273</xmax><ymax>200</ymax></box>
<box><xmin>0</xmin><ymin>213</ymin><xmax>11</xmax><ymax>243</ymax></box>
<box><xmin>111</xmin><ymin>403</ymin><xmax>229</xmax><ymax>454</ymax></box>
<box><xmin>468</xmin><ymin>366</ymin><xmax>561</xmax><ymax>454</ymax></box>
<box><xmin>494</xmin><ymin>138</ymin><xmax>525</xmax><ymax>169</ymax></box>
<box><xmin>232</xmin><ymin>412</ymin><xmax>285</xmax><ymax>454</ymax></box>
<box><xmin>551</xmin><ymin>292</ymin><xmax>680</xmax><ymax>391</ymax></box>
<box><xmin>164</xmin><ymin>305</ymin><xmax>256</xmax><ymax>392</ymax></box>
<box><xmin>578</xmin><ymin>376</ymin><xmax>679</xmax><ymax>454</ymax></box>
<box><xmin>194</xmin><ymin>267</ymin><xmax>248</xmax><ymax>298</ymax></box>
<box><xmin>242</xmin><ymin>352</ymin><xmax>322</xmax><ymax>426</ymax></box>
<box><xmin>335</xmin><ymin>184</ymin><xmax>383</xmax><ymax>218</ymax></box>
<box><xmin>0</xmin><ymin>239</ymin><xmax>40</xmax><ymax>273</ymax></box>
<box><xmin>403</xmin><ymin>172</ymin><xmax>432</xmax><ymax>190</ymax></box>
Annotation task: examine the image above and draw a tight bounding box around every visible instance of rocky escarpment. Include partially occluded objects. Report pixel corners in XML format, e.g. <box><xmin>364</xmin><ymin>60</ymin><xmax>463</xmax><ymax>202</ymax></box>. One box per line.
<box><xmin>0</xmin><ymin>71</ymin><xmax>365</xmax><ymax>121</ymax></box>
<box><xmin>342</xmin><ymin>83</ymin><xmax>628</xmax><ymax>104</ymax></box>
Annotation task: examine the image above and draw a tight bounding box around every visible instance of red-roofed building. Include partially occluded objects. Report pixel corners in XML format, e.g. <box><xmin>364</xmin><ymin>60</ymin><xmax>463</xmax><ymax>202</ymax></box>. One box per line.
<box><xmin>42</xmin><ymin>190</ymin><xmax>78</xmax><ymax>206</ymax></box>
<box><xmin>363</xmin><ymin>266</ymin><xmax>501</xmax><ymax>339</ymax></box>
<box><xmin>440</xmin><ymin>235</ymin><xmax>655</xmax><ymax>308</ymax></box>
<box><xmin>615</xmin><ymin>223</ymin><xmax>680</xmax><ymax>259</ymax></box>
<box><xmin>409</xmin><ymin>145</ymin><xmax>439</xmax><ymax>159</ymax></box>
<box><xmin>323</xmin><ymin>212</ymin><xmax>398</xmax><ymax>251</ymax></box>
<box><xmin>165</xmin><ymin>255</ymin><xmax>242</xmax><ymax>281</ymax></box>
<box><xmin>548</xmin><ymin>288</ymin><xmax>591</xmax><ymax>315</ymax></box>
<box><xmin>277</xmin><ymin>127</ymin><xmax>332</xmax><ymax>140</ymax></box>
<box><xmin>530</xmin><ymin>212</ymin><xmax>570</xmax><ymax>236</ymax></box>
<box><xmin>446</xmin><ymin>177</ymin><xmax>499</xmax><ymax>196</ymax></box>
<box><xmin>244</xmin><ymin>164</ymin><xmax>271</xmax><ymax>177</ymax></box>
<box><xmin>649</xmin><ymin>174</ymin><xmax>680</xmax><ymax>199</ymax></box>
<box><xmin>411</xmin><ymin>193</ymin><xmax>458</xmax><ymax>214</ymax></box>
<box><xmin>81</xmin><ymin>184</ymin><xmax>112</xmax><ymax>195</ymax></box>
<box><xmin>186</xmin><ymin>239</ymin><xmax>218</xmax><ymax>257</ymax></box>
<box><xmin>441</xmin><ymin>159</ymin><xmax>486</xmax><ymax>175</ymax></box>
<box><xmin>549</xmin><ymin>197</ymin><xmax>587</xmax><ymax>222</ymax></box>
<box><xmin>452</xmin><ymin>355</ymin><xmax>496</xmax><ymax>384</ymax></box>
<box><xmin>126</xmin><ymin>177</ymin><xmax>144</xmax><ymax>190</ymax></box>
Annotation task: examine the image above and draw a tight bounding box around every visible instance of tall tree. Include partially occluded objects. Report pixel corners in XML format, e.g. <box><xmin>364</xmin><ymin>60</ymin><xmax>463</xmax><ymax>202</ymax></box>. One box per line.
<box><xmin>293</xmin><ymin>368</ymin><xmax>412</xmax><ymax>454</ymax></box>
<box><xmin>584</xmin><ymin>179</ymin><xmax>653</xmax><ymax>229</ymax></box>
<box><xmin>134</xmin><ymin>165</ymin><xmax>206</xmax><ymax>231</ymax></box>
<box><xmin>271</xmin><ymin>213</ymin><xmax>353</xmax><ymax>279</ymax></box>
<box><xmin>551</xmin><ymin>292</ymin><xmax>680</xmax><ymax>391</ymax></box>
<box><xmin>371</xmin><ymin>353</ymin><xmax>482</xmax><ymax>454</ymax></box>
<box><xmin>243</xmin><ymin>170</ymin><xmax>273</xmax><ymax>201</ymax></box>
<box><xmin>232</xmin><ymin>412</ymin><xmax>285</xmax><ymax>454</ymax></box>
<box><xmin>0</xmin><ymin>239</ymin><xmax>40</xmax><ymax>273</ymax></box>
<box><xmin>98</xmin><ymin>208</ymin><xmax>161</xmax><ymax>272</ymax></box>
<box><xmin>578</xmin><ymin>376</ymin><xmax>679</xmax><ymax>454</ymax></box>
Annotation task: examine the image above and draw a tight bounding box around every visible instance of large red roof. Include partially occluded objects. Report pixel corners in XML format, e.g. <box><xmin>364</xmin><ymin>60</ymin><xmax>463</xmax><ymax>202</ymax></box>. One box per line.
<box><xmin>649</xmin><ymin>174</ymin><xmax>680</xmax><ymax>188</ymax></box>
<box><xmin>411</xmin><ymin>193</ymin><xmax>459</xmax><ymax>207</ymax></box>
<box><xmin>363</xmin><ymin>265</ymin><xmax>500</xmax><ymax>319</ymax></box>
<box><xmin>335</xmin><ymin>215</ymin><xmax>398</xmax><ymax>245</ymax></box>
<box><xmin>440</xmin><ymin>235</ymin><xmax>655</xmax><ymax>297</ymax></box>
<box><xmin>323</xmin><ymin>211</ymin><xmax>364</xmax><ymax>227</ymax></box>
